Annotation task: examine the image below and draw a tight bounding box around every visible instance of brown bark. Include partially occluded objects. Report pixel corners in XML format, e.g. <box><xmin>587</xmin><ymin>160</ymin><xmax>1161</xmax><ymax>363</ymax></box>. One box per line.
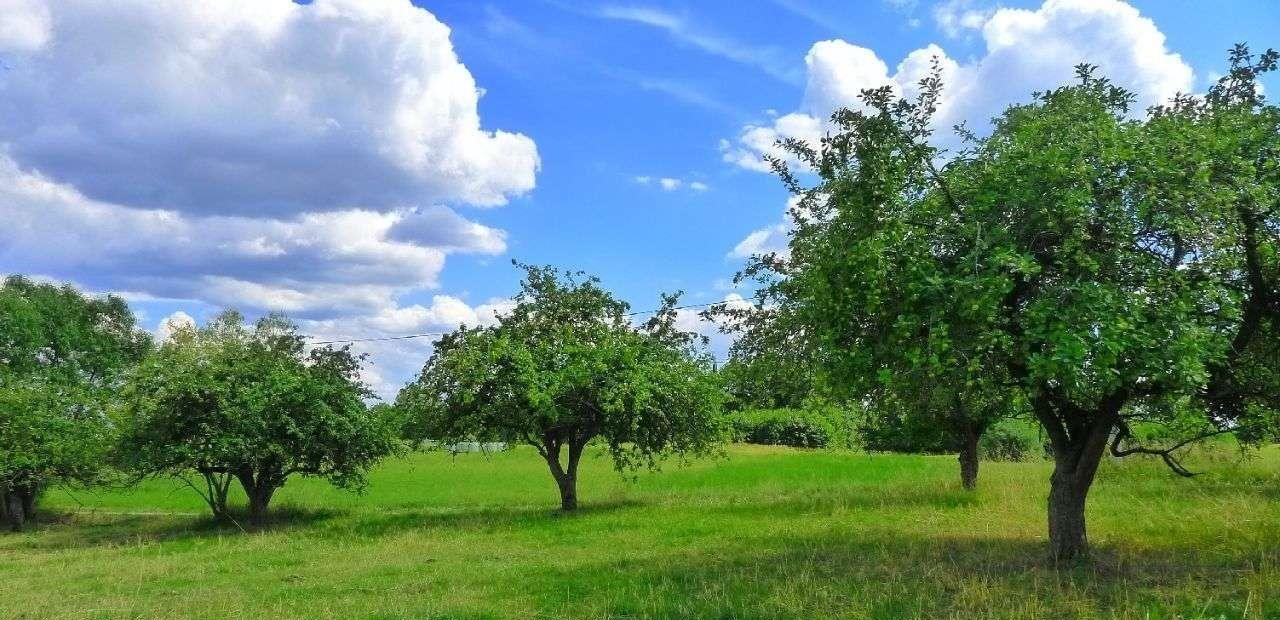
<box><xmin>958</xmin><ymin>427</ymin><xmax>980</xmax><ymax>491</ymax></box>
<box><xmin>1034</xmin><ymin>397</ymin><xmax>1119</xmax><ymax>561</ymax></box>
<box><xmin>544</xmin><ymin>436</ymin><xmax>587</xmax><ymax>511</ymax></box>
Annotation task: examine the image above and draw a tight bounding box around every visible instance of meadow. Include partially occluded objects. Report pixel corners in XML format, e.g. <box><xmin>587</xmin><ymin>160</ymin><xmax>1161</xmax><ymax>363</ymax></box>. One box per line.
<box><xmin>1</xmin><ymin>444</ymin><xmax>1277</xmax><ymax>619</ymax></box>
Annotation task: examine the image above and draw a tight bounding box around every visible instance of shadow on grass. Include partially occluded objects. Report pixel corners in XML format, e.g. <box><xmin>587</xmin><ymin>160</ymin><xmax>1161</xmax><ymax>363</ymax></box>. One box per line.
<box><xmin>0</xmin><ymin>497</ymin><xmax>649</xmax><ymax>551</ymax></box>
<box><xmin>3</xmin><ymin>478</ymin><xmax>985</xmax><ymax>552</ymax></box>
<box><xmin>531</xmin><ymin>531</ymin><xmax>1280</xmax><ymax>619</ymax></box>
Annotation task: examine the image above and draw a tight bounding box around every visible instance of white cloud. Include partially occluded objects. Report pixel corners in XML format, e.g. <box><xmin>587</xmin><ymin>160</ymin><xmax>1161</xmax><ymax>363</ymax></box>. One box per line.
<box><xmin>0</xmin><ymin>154</ymin><xmax>504</xmax><ymax>317</ymax></box>
<box><xmin>0</xmin><ymin>0</ymin><xmax>51</xmax><ymax>51</ymax></box>
<box><xmin>632</xmin><ymin>175</ymin><xmax>711</xmax><ymax>192</ymax></box>
<box><xmin>0</xmin><ymin>0</ymin><xmax>539</xmax><ymax>215</ymax></box>
<box><xmin>155</xmin><ymin>311</ymin><xmax>196</xmax><ymax>343</ymax></box>
<box><xmin>298</xmin><ymin>296</ymin><xmax>514</xmax><ymax>398</ymax></box>
<box><xmin>933</xmin><ymin>0</ymin><xmax>993</xmax><ymax>38</ymax></box>
<box><xmin>670</xmin><ymin>293</ymin><xmax>753</xmax><ymax>357</ymax></box>
<box><xmin>729</xmin><ymin>196</ymin><xmax>803</xmax><ymax>260</ymax></box>
<box><xmin>724</xmin><ymin>0</ymin><xmax>1193</xmax><ymax>172</ymax></box>
<box><xmin>596</xmin><ymin>5</ymin><xmax>801</xmax><ymax>85</ymax></box>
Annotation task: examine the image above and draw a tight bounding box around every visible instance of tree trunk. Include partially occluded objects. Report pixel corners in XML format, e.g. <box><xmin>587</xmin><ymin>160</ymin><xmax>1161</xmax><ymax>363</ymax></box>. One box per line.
<box><xmin>1040</xmin><ymin>407</ymin><xmax>1116</xmax><ymax>562</ymax></box>
<box><xmin>4</xmin><ymin>489</ymin><xmax>24</xmax><ymax>532</ymax></box>
<box><xmin>3</xmin><ymin>484</ymin><xmax>39</xmax><ymax>532</ymax></box>
<box><xmin>544</xmin><ymin>438</ymin><xmax>587</xmax><ymax>511</ymax></box>
<box><xmin>236</xmin><ymin>469</ymin><xmax>280</xmax><ymax>525</ymax></box>
<box><xmin>1047</xmin><ymin>462</ymin><xmax>1090</xmax><ymax>561</ymax></box>
<box><xmin>958</xmin><ymin>427</ymin><xmax>980</xmax><ymax>490</ymax></box>
<box><xmin>247</xmin><ymin>485</ymin><xmax>276</xmax><ymax>525</ymax></box>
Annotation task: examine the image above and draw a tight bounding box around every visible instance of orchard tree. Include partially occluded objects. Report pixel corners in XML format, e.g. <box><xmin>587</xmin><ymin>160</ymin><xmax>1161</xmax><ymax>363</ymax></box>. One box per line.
<box><xmin>747</xmin><ymin>48</ymin><xmax>1279</xmax><ymax>560</ymax></box>
<box><xmin>118</xmin><ymin>311</ymin><xmax>401</xmax><ymax>524</ymax></box>
<box><xmin>397</xmin><ymin>263</ymin><xmax>727</xmax><ymax>511</ymax></box>
<box><xmin>0</xmin><ymin>276</ymin><xmax>150</xmax><ymax>530</ymax></box>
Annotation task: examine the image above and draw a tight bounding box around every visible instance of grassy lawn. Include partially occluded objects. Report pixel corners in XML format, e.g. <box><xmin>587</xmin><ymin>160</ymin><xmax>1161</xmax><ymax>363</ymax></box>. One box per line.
<box><xmin>1</xmin><ymin>444</ymin><xmax>1277</xmax><ymax>619</ymax></box>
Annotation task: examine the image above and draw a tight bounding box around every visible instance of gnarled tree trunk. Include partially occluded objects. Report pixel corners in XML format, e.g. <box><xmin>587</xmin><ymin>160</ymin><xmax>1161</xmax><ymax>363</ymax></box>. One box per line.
<box><xmin>236</xmin><ymin>468</ymin><xmax>282</xmax><ymax>525</ymax></box>
<box><xmin>543</xmin><ymin>435</ymin><xmax>589</xmax><ymax>511</ymax></box>
<box><xmin>1034</xmin><ymin>397</ymin><xmax>1119</xmax><ymax>562</ymax></box>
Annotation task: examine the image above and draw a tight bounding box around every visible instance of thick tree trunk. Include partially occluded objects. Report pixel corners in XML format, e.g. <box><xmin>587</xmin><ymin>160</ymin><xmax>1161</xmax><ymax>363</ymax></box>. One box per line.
<box><xmin>544</xmin><ymin>438</ymin><xmax>587</xmax><ymax>511</ymax></box>
<box><xmin>1039</xmin><ymin>407</ymin><xmax>1116</xmax><ymax>562</ymax></box>
<box><xmin>236</xmin><ymin>469</ymin><xmax>280</xmax><ymax>525</ymax></box>
<box><xmin>3</xmin><ymin>485</ymin><xmax>37</xmax><ymax>531</ymax></box>
<box><xmin>1047</xmin><ymin>463</ymin><xmax>1090</xmax><ymax>561</ymax></box>
<box><xmin>247</xmin><ymin>486</ymin><xmax>276</xmax><ymax>525</ymax></box>
<box><xmin>958</xmin><ymin>428</ymin><xmax>980</xmax><ymax>491</ymax></box>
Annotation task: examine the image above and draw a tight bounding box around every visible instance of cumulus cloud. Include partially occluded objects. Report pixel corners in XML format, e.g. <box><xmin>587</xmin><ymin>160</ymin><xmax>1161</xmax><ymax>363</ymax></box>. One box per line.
<box><xmin>724</xmin><ymin>0</ymin><xmax>1193</xmax><ymax>171</ymax></box>
<box><xmin>299</xmin><ymin>296</ymin><xmax>515</xmax><ymax>398</ymax></box>
<box><xmin>155</xmin><ymin>311</ymin><xmax>196</xmax><ymax>343</ymax></box>
<box><xmin>0</xmin><ymin>0</ymin><xmax>539</xmax><ymax>215</ymax></box>
<box><xmin>728</xmin><ymin>196</ymin><xmax>803</xmax><ymax>260</ymax></box>
<box><xmin>0</xmin><ymin>153</ymin><xmax>504</xmax><ymax>317</ymax></box>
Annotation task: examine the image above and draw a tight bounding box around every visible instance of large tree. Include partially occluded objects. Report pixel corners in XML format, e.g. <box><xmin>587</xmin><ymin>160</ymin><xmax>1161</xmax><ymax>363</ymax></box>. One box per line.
<box><xmin>396</xmin><ymin>263</ymin><xmax>726</xmax><ymax>511</ymax></box>
<box><xmin>0</xmin><ymin>276</ymin><xmax>150</xmax><ymax>530</ymax></box>
<box><xmin>747</xmin><ymin>48</ymin><xmax>1279</xmax><ymax>560</ymax></box>
<box><xmin>118</xmin><ymin>311</ymin><xmax>401</xmax><ymax>524</ymax></box>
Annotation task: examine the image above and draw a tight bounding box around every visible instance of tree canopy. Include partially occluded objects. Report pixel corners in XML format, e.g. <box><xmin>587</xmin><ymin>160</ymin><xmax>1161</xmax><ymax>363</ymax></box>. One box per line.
<box><xmin>0</xmin><ymin>276</ymin><xmax>150</xmax><ymax>529</ymax></box>
<box><xmin>397</xmin><ymin>263</ymin><xmax>727</xmax><ymax>510</ymax></box>
<box><xmin>739</xmin><ymin>47</ymin><xmax>1280</xmax><ymax>559</ymax></box>
<box><xmin>118</xmin><ymin>310</ymin><xmax>401</xmax><ymax>523</ymax></box>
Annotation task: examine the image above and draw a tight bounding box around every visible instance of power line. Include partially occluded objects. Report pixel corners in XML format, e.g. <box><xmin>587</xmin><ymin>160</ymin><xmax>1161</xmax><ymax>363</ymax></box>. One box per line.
<box><xmin>306</xmin><ymin>300</ymin><xmax>741</xmax><ymax>346</ymax></box>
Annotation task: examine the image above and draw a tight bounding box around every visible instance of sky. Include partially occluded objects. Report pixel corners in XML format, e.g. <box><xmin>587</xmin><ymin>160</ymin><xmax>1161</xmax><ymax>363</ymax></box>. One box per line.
<box><xmin>1</xmin><ymin>0</ymin><xmax>1277</xmax><ymax>397</ymax></box>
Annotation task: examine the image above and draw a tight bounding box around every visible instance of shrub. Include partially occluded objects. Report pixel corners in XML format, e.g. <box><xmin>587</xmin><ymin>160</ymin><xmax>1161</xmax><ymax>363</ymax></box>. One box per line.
<box><xmin>732</xmin><ymin>407</ymin><xmax>859</xmax><ymax>449</ymax></box>
<box><xmin>979</xmin><ymin>418</ymin><xmax>1046</xmax><ymax>462</ymax></box>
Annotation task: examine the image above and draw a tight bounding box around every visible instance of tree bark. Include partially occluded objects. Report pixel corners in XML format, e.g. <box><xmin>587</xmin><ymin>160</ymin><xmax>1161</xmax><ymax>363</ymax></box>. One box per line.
<box><xmin>4</xmin><ymin>489</ymin><xmax>24</xmax><ymax>532</ymax></box>
<box><xmin>236</xmin><ymin>468</ymin><xmax>280</xmax><ymax>525</ymax></box>
<box><xmin>3</xmin><ymin>484</ymin><xmax>37</xmax><ymax>532</ymax></box>
<box><xmin>1047</xmin><ymin>463</ymin><xmax>1090</xmax><ymax>561</ymax></box>
<box><xmin>247</xmin><ymin>485</ymin><xmax>276</xmax><ymax>525</ymax></box>
<box><xmin>1035</xmin><ymin>399</ymin><xmax>1118</xmax><ymax>562</ymax></box>
<box><xmin>543</xmin><ymin>437</ymin><xmax>587</xmax><ymax>511</ymax></box>
<box><xmin>958</xmin><ymin>426</ymin><xmax>980</xmax><ymax>490</ymax></box>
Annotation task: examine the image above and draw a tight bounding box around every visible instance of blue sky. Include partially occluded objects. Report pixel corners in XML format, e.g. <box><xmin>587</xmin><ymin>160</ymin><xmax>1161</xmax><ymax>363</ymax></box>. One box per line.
<box><xmin>1</xmin><ymin>0</ymin><xmax>1277</xmax><ymax>396</ymax></box>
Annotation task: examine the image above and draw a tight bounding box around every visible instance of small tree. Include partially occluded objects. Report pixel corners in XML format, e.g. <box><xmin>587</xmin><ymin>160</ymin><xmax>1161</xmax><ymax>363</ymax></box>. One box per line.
<box><xmin>0</xmin><ymin>276</ymin><xmax>150</xmax><ymax>530</ymax></box>
<box><xmin>119</xmin><ymin>311</ymin><xmax>401</xmax><ymax>524</ymax></box>
<box><xmin>397</xmin><ymin>263</ymin><xmax>726</xmax><ymax>511</ymax></box>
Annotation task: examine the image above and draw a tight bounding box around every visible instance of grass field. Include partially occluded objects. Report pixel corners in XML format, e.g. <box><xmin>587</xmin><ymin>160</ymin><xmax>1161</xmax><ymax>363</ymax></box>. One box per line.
<box><xmin>1</xmin><ymin>444</ymin><xmax>1278</xmax><ymax>619</ymax></box>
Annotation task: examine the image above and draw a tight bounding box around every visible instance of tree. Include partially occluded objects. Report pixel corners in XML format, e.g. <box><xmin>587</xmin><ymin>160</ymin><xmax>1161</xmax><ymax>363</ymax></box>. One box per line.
<box><xmin>746</xmin><ymin>48</ymin><xmax>1279</xmax><ymax>560</ymax></box>
<box><xmin>397</xmin><ymin>263</ymin><xmax>726</xmax><ymax>511</ymax></box>
<box><xmin>0</xmin><ymin>276</ymin><xmax>150</xmax><ymax>530</ymax></box>
<box><xmin>118</xmin><ymin>311</ymin><xmax>401</xmax><ymax>524</ymax></box>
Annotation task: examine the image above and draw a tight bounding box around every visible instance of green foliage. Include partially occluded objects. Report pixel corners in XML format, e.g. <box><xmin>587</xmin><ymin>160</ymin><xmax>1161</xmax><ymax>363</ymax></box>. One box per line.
<box><xmin>0</xmin><ymin>275</ymin><xmax>150</xmax><ymax>528</ymax></box>
<box><xmin>397</xmin><ymin>262</ymin><xmax>727</xmax><ymax>509</ymax></box>
<box><xmin>740</xmin><ymin>47</ymin><xmax>1280</xmax><ymax>558</ymax></box>
<box><xmin>731</xmin><ymin>406</ymin><xmax>860</xmax><ymax>449</ymax></box>
<box><xmin>979</xmin><ymin>418</ymin><xmax>1046</xmax><ymax>462</ymax></box>
<box><xmin>118</xmin><ymin>310</ymin><xmax>401</xmax><ymax>522</ymax></box>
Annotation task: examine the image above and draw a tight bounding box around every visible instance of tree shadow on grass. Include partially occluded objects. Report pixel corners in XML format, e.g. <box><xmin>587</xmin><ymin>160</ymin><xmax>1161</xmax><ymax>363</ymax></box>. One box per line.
<box><xmin>532</xmin><ymin>531</ymin><xmax>1280</xmax><ymax>619</ymax></box>
<box><xmin>0</xmin><ymin>505</ymin><xmax>348</xmax><ymax>551</ymax></box>
<box><xmin>0</xmin><ymin>498</ymin><xmax>648</xmax><ymax>551</ymax></box>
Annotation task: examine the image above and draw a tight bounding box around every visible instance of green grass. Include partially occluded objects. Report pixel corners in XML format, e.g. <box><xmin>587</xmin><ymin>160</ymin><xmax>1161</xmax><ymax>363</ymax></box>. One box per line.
<box><xmin>2</xmin><ymin>445</ymin><xmax>1278</xmax><ymax>619</ymax></box>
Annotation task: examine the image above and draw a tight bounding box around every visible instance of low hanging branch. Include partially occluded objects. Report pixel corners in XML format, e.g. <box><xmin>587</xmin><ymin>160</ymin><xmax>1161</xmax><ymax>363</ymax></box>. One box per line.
<box><xmin>1108</xmin><ymin>421</ymin><xmax>1237</xmax><ymax>478</ymax></box>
